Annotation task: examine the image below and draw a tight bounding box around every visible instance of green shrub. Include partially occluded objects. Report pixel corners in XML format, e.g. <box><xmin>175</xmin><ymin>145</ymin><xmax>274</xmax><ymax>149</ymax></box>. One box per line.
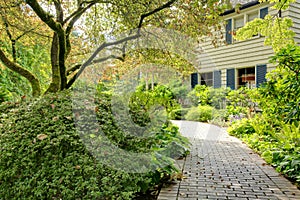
<box><xmin>276</xmin><ymin>151</ymin><xmax>300</xmax><ymax>183</ymax></box>
<box><xmin>0</xmin><ymin>87</ymin><xmax>9</xmax><ymax>103</ymax></box>
<box><xmin>168</xmin><ymin>108</ymin><xmax>190</xmax><ymax>120</ymax></box>
<box><xmin>266</xmin><ymin>44</ymin><xmax>300</xmax><ymax>123</ymax></box>
<box><xmin>228</xmin><ymin>117</ymin><xmax>300</xmax><ymax>186</ymax></box>
<box><xmin>185</xmin><ymin>105</ymin><xmax>214</xmax><ymax>122</ymax></box>
<box><xmin>225</xmin><ymin>87</ymin><xmax>252</xmax><ymax>117</ymax></box>
<box><xmin>227</xmin><ymin>45</ymin><xmax>300</xmax><ymax>187</ymax></box>
<box><xmin>227</xmin><ymin>118</ymin><xmax>255</xmax><ymax>137</ymax></box>
<box><xmin>0</xmin><ymin>89</ymin><xmax>189</xmax><ymax>199</ymax></box>
<box><xmin>187</xmin><ymin>85</ymin><xmax>210</xmax><ymax>106</ymax></box>
<box><xmin>209</xmin><ymin>87</ymin><xmax>230</xmax><ymax>109</ymax></box>
<box><xmin>208</xmin><ymin>109</ymin><xmax>229</xmax><ymax>127</ymax></box>
<box><xmin>166</xmin><ymin>79</ymin><xmax>189</xmax><ymax>105</ymax></box>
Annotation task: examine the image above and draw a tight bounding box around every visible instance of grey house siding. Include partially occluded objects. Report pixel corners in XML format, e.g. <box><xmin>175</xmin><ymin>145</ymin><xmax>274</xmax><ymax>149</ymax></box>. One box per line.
<box><xmin>289</xmin><ymin>0</ymin><xmax>300</xmax><ymax>44</ymax></box>
<box><xmin>196</xmin><ymin>3</ymin><xmax>276</xmax><ymax>88</ymax></box>
<box><xmin>193</xmin><ymin>0</ymin><xmax>300</xmax><ymax>89</ymax></box>
<box><xmin>199</xmin><ymin>4</ymin><xmax>275</xmax><ymax>68</ymax></box>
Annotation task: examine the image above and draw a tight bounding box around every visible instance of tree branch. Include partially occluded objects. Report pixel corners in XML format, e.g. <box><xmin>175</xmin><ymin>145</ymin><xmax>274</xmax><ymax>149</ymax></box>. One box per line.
<box><xmin>93</xmin><ymin>54</ymin><xmax>124</xmax><ymax>63</ymax></box>
<box><xmin>0</xmin><ymin>15</ymin><xmax>17</xmax><ymax>62</ymax></box>
<box><xmin>66</xmin><ymin>34</ymin><xmax>140</xmax><ymax>88</ymax></box>
<box><xmin>3</xmin><ymin>21</ymin><xmax>51</xmax><ymax>39</ymax></box>
<box><xmin>66</xmin><ymin>0</ymin><xmax>176</xmax><ymax>88</ymax></box>
<box><xmin>66</xmin><ymin>64</ymin><xmax>81</xmax><ymax>76</ymax></box>
<box><xmin>66</xmin><ymin>55</ymin><xmax>124</xmax><ymax>76</ymax></box>
<box><xmin>26</xmin><ymin>0</ymin><xmax>68</xmax><ymax>90</ymax></box>
<box><xmin>15</xmin><ymin>27</ymin><xmax>37</xmax><ymax>41</ymax></box>
<box><xmin>64</xmin><ymin>2</ymin><xmax>95</xmax><ymax>28</ymax></box>
<box><xmin>65</xmin><ymin>2</ymin><xmax>96</xmax><ymax>57</ymax></box>
<box><xmin>25</xmin><ymin>0</ymin><xmax>61</xmax><ymax>32</ymax></box>
<box><xmin>137</xmin><ymin>0</ymin><xmax>176</xmax><ymax>29</ymax></box>
<box><xmin>58</xmin><ymin>31</ymin><xmax>67</xmax><ymax>90</ymax></box>
<box><xmin>0</xmin><ymin>48</ymin><xmax>41</xmax><ymax>97</ymax></box>
<box><xmin>53</xmin><ymin>0</ymin><xmax>64</xmax><ymax>22</ymax></box>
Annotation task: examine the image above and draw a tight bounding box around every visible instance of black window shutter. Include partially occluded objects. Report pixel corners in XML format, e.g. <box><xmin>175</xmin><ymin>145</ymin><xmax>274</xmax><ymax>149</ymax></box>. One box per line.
<box><xmin>256</xmin><ymin>64</ymin><xmax>267</xmax><ymax>87</ymax></box>
<box><xmin>226</xmin><ymin>19</ymin><xmax>232</xmax><ymax>44</ymax></box>
<box><xmin>213</xmin><ymin>70</ymin><xmax>222</xmax><ymax>88</ymax></box>
<box><xmin>226</xmin><ymin>69</ymin><xmax>235</xmax><ymax>90</ymax></box>
<box><xmin>191</xmin><ymin>73</ymin><xmax>198</xmax><ymax>88</ymax></box>
<box><xmin>260</xmin><ymin>7</ymin><xmax>268</xmax><ymax>19</ymax></box>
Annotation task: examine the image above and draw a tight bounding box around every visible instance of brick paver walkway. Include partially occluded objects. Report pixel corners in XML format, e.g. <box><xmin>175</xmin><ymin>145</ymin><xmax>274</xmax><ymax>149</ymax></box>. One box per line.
<box><xmin>158</xmin><ymin>121</ymin><xmax>300</xmax><ymax>200</ymax></box>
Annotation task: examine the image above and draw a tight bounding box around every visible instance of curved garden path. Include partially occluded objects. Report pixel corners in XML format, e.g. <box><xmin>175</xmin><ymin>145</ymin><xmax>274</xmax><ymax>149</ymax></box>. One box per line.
<box><xmin>158</xmin><ymin>121</ymin><xmax>300</xmax><ymax>200</ymax></box>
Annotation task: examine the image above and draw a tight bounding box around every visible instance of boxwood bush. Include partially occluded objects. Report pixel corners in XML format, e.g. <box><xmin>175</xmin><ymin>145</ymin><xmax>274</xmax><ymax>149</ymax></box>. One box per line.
<box><xmin>185</xmin><ymin>105</ymin><xmax>215</xmax><ymax>122</ymax></box>
<box><xmin>0</xmin><ymin>89</ymin><xmax>189</xmax><ymax>199</ymax></box>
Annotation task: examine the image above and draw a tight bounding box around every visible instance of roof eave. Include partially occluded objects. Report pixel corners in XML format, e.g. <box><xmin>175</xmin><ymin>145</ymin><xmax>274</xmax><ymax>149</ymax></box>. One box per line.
<box><xmin>221</xmin><ymin>0</ymin><xmax>260</xmax><ymax>16</ymax></box>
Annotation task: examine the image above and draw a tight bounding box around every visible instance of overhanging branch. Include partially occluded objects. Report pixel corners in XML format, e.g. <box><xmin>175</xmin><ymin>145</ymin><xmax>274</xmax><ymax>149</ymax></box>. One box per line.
<box><xmin>66</xmin><ymin>55</ymin><xmax>124</xmax><ymax>76</ymax></box>
<box><xmin>25</xmin><ymin>0</ymin><xmax>61</xmax><ymax>32</ymax></box>
<box><xmin>66</xmin><ymin>0</ymin><xmax>176</xmax><ymax>88</ymax></box>
<box><xmin>66</xmin><ymin>34</ymin><xmax>139</xmax><ymax>88</ymax></box>
<box><xmin>0</xmin><ymin>48</ymin><xmax>41</xmax><ymax>97</ymax></box>
<box><xmin>64</xmin><ymin>2</ymin><xmax>96</xmax><ymax>57</ymax></box>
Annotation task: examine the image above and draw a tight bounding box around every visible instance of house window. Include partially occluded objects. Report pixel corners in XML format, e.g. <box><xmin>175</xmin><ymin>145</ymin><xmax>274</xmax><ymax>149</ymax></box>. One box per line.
<box><xmin>200</xmin><ymin>72</ymin><xmax>213</xmax><ymax>87</ymax></box>
<box><xmin>237</xmin><ymin>67</ymin><xmax>255</xmax><ymax>88</ymax></box>
<box><xmin>260</xmin><ymin>7</ymin><xmax>268</xmax><ymax>19</ymax></box>
<box><xmin>233</xmin><ymin>16</ymin><xmax>244</xmax><ymax>41</ymax></box>
<box><xmin>247</xmin><ymin>11</ymin><xmax>259</xmax><ymax>37</ymax></box>
<box><xmin>247</xmin><ymin>11</ymin><xmax>258</xmax><ymax>22</ymax></box>
<box><xmin>234</xmin><ymin>16</ymin><xmax>244</xmax><ymax>31</ymax></box>
<box><xmin>225</xmin><ymin>7</ymin><xmax>268</xmax><ymax>44</ymax></box>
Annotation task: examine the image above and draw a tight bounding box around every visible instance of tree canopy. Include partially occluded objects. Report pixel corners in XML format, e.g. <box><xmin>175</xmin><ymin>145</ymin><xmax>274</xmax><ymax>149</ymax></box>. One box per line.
<box><xmin>0</xmin><ymin>0</ymin><xmax>230</xmax><ymax>98</ymax></box>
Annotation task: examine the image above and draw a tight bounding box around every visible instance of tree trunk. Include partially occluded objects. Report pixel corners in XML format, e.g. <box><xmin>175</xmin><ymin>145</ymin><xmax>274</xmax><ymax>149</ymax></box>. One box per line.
<box><xmin>46</xmin><ymin>33</ymin><xmax>61</xmax><ymax>93</ymax></box>
<box><xmin>57</xmin><ymin>30</ymin><xmax>67</xmax><ymax>90</ymax></box>
<box><xmin>0</xmin><ymin>49</ymin><xmax>41</xmax><ymax>97</ymax></box>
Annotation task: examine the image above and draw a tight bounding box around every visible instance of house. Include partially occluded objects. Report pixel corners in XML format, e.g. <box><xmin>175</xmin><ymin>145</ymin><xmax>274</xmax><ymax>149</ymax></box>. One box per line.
<box><xmin>191</xmin><ymin>0</ymin><xmax>300</xmax><ymax>89</ymax></box>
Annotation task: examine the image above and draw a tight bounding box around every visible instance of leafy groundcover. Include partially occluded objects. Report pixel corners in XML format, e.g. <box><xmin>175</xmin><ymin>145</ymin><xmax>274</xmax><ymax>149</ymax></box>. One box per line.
<box><xmin>0</xmin><ymin>89</ymin><xmax>189</xmax><ymax>199</ymax></box>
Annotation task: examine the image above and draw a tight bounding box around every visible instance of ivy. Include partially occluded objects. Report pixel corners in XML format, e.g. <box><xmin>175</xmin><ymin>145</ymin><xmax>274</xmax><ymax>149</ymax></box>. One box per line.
<box><xmin>0</xmin><ymin>88</ymin><xmax>190</xmax><ymax>199</ymax></box>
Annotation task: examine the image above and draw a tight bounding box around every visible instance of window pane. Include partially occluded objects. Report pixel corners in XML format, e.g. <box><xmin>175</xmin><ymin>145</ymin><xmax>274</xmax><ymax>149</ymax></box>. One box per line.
<box><xmin>206</xmin><ymin>80</ymin><xmax>213</xmax><ymax>87</ymax></box>
<box><xmin>207</xmin><ymin>72</ymin><xmax>213</xmax><ymax>79</ymax></box>
<box><xmin>200</xmin><ymin>72</ymin><xmax>213</xmax><ymax>87</ymax></box>
<box><xmin>248</xmin><ymin>12</ymin><xmax>258</xmax><ymax>22</ymax></box>
<box><xmin>234</xmin><ymin>17</ymin><xmax>244</xmax><ymax>29</ymax></box>
<box><xmin>237</xmin><ymin>67</ymin><xmax>255</xmax><ymax>89</ymax></box>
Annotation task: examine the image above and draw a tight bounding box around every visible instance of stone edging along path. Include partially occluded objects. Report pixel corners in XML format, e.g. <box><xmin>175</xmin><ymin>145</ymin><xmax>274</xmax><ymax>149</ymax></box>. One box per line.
<box><xmin>158</xmin><ymin>121</ymin><xmax>300</xmax><ymax>200</ymax></box>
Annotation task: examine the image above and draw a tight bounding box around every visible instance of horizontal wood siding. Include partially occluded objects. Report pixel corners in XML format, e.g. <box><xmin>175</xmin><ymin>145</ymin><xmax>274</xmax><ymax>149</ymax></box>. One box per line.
<box><xmin>289</xmin><ymin>0</ymin><xmax>300</xmax><ymax>44</ymax></box>
<box><xmin>196</xmin><ymin>2</ymin><xmax>300</xmax><ymax>87</ymax></box>
<box><xmin>198</xmin><ymin>32</ymin><xmax>274</xmax><ymax>72</ymax></box>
